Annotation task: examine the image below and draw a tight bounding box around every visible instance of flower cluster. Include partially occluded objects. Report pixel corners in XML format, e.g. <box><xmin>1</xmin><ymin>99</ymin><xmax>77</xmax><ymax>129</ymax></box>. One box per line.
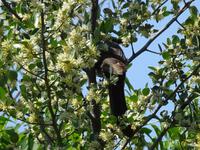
<box><xmin>53</xmin><ymin>0</ymin><xmax>88</xmax><ymax>30</ymax></box>
<box><xmin>0</xmin><ymin>39</ymin><xmax>13</xmax><ymax>62</ymax></box>
<box><xmin>86</xmin><ymin>84</ymin><xmax>103</xmax><ymax>103</ymax></box>
<box><xmin>57</xmin><ymin>26</ymin><xmax>99</xmax><ymax>72</ymax></box>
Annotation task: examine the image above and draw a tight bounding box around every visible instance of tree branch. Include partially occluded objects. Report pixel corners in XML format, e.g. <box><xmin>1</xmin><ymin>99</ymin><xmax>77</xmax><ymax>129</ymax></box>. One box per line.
<box><xmin>40</xmin><ymin>6</ymin><xmax>61</xmax><ymax>143</ymax></box>
<box><xmin>152</xmin><ymin>0</ymin><xmax>169</xmax><ymax>15</ymax></box>
<box><xmin>121</xmin><ymin>104</ymin><xmax>163</xmax><ymax>149</ymax></box>
<box><xmin>6</xmin><ymin>84</ymin><xmax>14</xmax><ymax>100</ymax></box>
<box><xmin>91</xmin><ymin>0</ymin><xmax>99</xmax><ymax>35</ymax></box>
<box><xmin>176</xmin><ymin>19</ymin><xmax>186</xmax><ymax>29</ymax></box>
<box><xmin>128</xmin><ymin>0</ymin><xmax>195</xmax><ymax>63</ymax></box>
<box><xmin>180</xmin><ymin>91</ymin><xmax>199</xmax><ymax>110</ymax></box>
<box><xmin>165</xmin><ymin>63</ymin><xmax>200</xmax><ymax>102</ymax></box>
<box><xmin>122</xmin><ymin>63</ymin><xmax>199</xmax><ymax>149</ymax></box>
<box><xmin>146</xmin><ymin>48</ymin><xmax>161</xmax><ymax>55</ymax></box>
<box><xmin>1</xmin><ymin>0</ymin><xmax>22</xmax><ymax>21</ymax></box>
<box><xmin>17</xmin><ymin>62</ymin><xmax>44</xmax><ymax>80</ymax></box>
<box><xmin>83</xmin><ymin>0</ymin><xmax>102</xmax><ymax>140</ymax></box>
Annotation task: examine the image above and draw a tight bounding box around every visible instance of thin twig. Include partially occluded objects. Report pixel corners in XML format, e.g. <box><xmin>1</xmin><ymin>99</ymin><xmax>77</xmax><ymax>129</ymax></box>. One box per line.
<box><xmin>146</xmin><ymin>48</ymin><xmax>161</xmax><ymax>55</ymax></box>
<box><xmin>152</xmin><ymin>0</ymin><xmax>169</xmax><ymax>15</ymax></box>
<box><xmin>165</xmin><ymin>63</ymin><xmax>200</xmax><ymax>102</ymax></box>
<box><xmin>6</xmin><ymin>84</ymin><xmax>14</xmax><ymax>99</ymax></box>
<box><xmin>128</xmin><ymin>0</ymin><xmax>195</xmax><ymax>63</ymax></box>
<box><xmin>46</xmin><ymin>22</ymin><xmax>64</xmax><ymax>40</ymax></box>
<box><xmin>113</xmin><ymin>139</ymin><xmax>122</xmax><ymax>150</ymax></box>
<box><xmin>40</xmin><ymin>5</ymin><xmax>61</xmax><ymax>143</ymax></box>
<box><xmin>130</xmin><ymin>41</ymin><xmax>135</xmax><ymax>55</ymax></box>
<box><xmin>180</xmin><ymin>92</ymin><xmax>199</xmax><ymax>110</ymax></box>
<box><xmin>17</xmin><ymin>117</ymin><xmax>52</xmax><ymax>126</ymax></box>
<box><xmin>49</xmin><ymin>77</ymin><xmax>59</xmax><ymax>87</ymax></box>
<box><xmin>176</xmin><ymin>19</ymin><xmax>185</xmax><ymax>29</ymax></box>
<box><xmin>14</xmin><ymin>91</ymin><xmax>20</xmax><ymax>99</ymax></box>
<box><xmin>17</xmin><ymin>62</ymin><xmax>44</xmax><ymax>80</ymax></box>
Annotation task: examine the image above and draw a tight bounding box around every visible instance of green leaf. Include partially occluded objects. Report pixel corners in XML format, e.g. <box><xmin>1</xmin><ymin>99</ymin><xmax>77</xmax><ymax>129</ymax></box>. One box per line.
<box><xmin>162</xmin><ymin>51</ymin><xmax>170</xmax><ymax>60</ymax></box>
<box><xmin>167</xmin><ymin>127</ymin><xmax>180</xmax><ymax>140</ymax></box>
<box><xmin>0</xmin><ymin>61</ymin><xmax>3</xmax><ymax>68</ymax></box>
<box><xmin>130</xmin><ymin>95</ymin><xmax>138</xmax><ymax>102</ymax></box>
<box><xmin>30</xmin><ymin>28</ymin><xmax>39</xmax><ymax>35</ymax></box>
<box><xmin>0</xmin><ymin>116</ymin><xmax>10</xmax><ymax>127</ymax></box>
<box><xmin>94</xmin><ymin>26</ymin><xmax>101</xmax><ymax>43</ymax></box>
<box><xmin>126</xmin><ymin>63</ymin><xmax>132</xmax><ymax>69</ymax></box>
<box><xmin>122</xmin><ymin>12</ymin><xmax>129</xmax><ymax>18</ymax></box>
<box><xmin>167</xmin><ymin>38</ymin><xmax>171</xmax><ymax>45</ymax></box>
<box><xmin>165</xmin><ymin>80</ymin><xmax>174</xmax><ymax>87</ymax></box>
<box><xmin>141</xmin><ymin>127</ymin><xmax>152</xmax><ymax>135</ymax></box>
<box><xmin>28</xmin><ymin>63</ymin><xmax>36</xmax><ymax>70</ymax></box>
<box><xmin>100</xmin><ymin>19</ymin><xmax>113</xmax><ymax>33</ymax></box>
<box><xmin>6</xmin><ymin>129</ymin><xmax>19</xmax><ymax>143</ymax></box>
<box><xmin>121</xmin><ymin>2</ymin><xmax>130</xmax><ymax>9</ymax></box>
<box><xmin>125</xmin><ymin>78</ymin><xmax>134</xmax><ymax>92</ymax></box>
<box><xmin>20</xmin><ymin>85</ymin><xmax>27</xmax><ymax>98</ymax></box>
<box><xmin>8</xmin><ymin>70</ymin><xmax>18</xmax><ymax>81</ymax></box>
<box><xmin>36</xmin><ymin>61</ymin><xmax>43</xmax><ymax>68</ymax></box>
<box><xmin>189</xmin><ymin>6</ymin><xmax>198</xmax><ymax>18</ymax></box>
<box><xmin>111</xmin><ymin>0</ymin><xmax>116</xmax><ymax>9</ymax></box>
<box><xmin>17</xmin><ymin>133</ymin><xmax>28</xmax><ymax>149</ymax></box>
<box><xmin>148</xmin><ymin>66</ymin><xmax>157</xmax><ymax>71</ymax></box>
<box><xmin>142</xmin><ymin>88</ymin><xmax>150</xmax><ymax>96</ymax></box>
<box><xmin>49</xmin><ymin>38</ymin><xmax>58</xmax><ymax>47</ymax></box>
<box><xmin>163</xmin><ymin>11</ymin><xmax>172</xmax><ymax>17</ymax></box>
<box><xmin>172</xmin><ymin>35</ymin><xmax>180</xmax><ymax>44</ymax></box>
<box><xmin>185</xmin><ymin>17</ymin><xmax>194</xmax><ymax>25</ymax></box>
<box><xmin>141</xmin><ymin>127</ymin><xmax>153</xmax><ymax>141</ymax></box>
<box><xmin>0</xmin><ymin>87</ymin><xmax>6</xmax><ymax>99</ymax></box>
<box><xmin>103</xmin><ymin>8</ymin><xmax>113</xmax><ymax>16</ymax></box>
<box><xmin>22</xmin><ymin>74</ymin><xmax>31</xmax><ymax>81</ymax></box>
<box><xmin>28</xmin><ymin>133</ymin><xmax>34</xmax><ymax>150</ymax></box>
<box><xmin>80</xmin><ymin>79</ymin><xmax>87</xmax><ymax>86</ymax></box>
<box><xmin>84</xmin><ymin>11</ymin><xmax>90</xmax><ymax>23</ymax></box>
<box><xmin>151</xmin><ymin>124</ymin><xmax>161</xmax><ymax>136</ymax></box>
<box><xmin>148</xmin><ymin>72</ymin><xmax>159</xmax><ymax>82</ymax></box>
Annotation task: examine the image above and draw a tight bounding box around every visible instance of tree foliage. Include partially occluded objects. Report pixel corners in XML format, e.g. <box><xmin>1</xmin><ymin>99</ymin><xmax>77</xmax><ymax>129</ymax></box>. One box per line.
<box><xmin>0</xmin><ymin>0</ymin><xmax>200</xmax><ymax>149</ymax></box>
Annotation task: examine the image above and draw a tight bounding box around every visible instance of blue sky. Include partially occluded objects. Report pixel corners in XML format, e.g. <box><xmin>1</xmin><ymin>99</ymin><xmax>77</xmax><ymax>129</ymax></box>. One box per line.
<box><xmin>124</xmin><ymin>0</ymin><xmax>200</xmax><ymax>89</ymax></box>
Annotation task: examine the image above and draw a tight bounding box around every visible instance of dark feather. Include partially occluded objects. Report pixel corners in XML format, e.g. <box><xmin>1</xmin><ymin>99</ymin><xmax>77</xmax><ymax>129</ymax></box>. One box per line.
<box><xmin>96</xmin><ymin>41</ymin><xmax>127</xmax><ymax>116</ymax></box>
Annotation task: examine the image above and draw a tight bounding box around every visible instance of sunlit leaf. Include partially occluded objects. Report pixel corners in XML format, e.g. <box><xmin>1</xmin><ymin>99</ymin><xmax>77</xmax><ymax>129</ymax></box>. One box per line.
<box><xmin>142</xmin><ymin>88</ymin><xmax>150</xmax><ymax>96</ymax></box>
<box><xmin>162</xmin><ymin>51</ymin><xmax>170</xmax><ymax>60</ymax></box>
<box><xmin>0</xmin><ymin>87</ymin><xmax>6</xmax><ymax>99</ymax></box>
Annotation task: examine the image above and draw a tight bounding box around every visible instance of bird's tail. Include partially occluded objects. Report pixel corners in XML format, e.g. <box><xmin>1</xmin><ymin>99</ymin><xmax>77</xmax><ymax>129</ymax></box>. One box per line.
<box><xmin>108</xmin><ymin>74</ymin><xmax>127</xmax><ymax>116</ymax></box>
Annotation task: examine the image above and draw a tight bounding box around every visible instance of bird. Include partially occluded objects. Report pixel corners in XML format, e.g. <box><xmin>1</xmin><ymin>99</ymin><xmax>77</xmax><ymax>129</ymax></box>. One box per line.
<box><xmin>95</xmin><ymin>41</ymin><xmax>127</xmax><ymax>116</ymax></box>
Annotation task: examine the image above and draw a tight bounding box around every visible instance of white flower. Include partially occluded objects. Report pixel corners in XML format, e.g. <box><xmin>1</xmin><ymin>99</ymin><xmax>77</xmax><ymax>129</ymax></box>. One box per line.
<box><xmin>3</xmin><ymin>20</ymin><xmax>9</xmax><ymax>26</ymax></box>
<box><xmin>122</xmin><ymin>33</ymin><xmax>131</xmax><ymax>46</ymax></box>
<box><xmin>99</xmin><ymin>130</ymin><xmax>113</xmax><ymax>141</ymax></box>
<box><xmin>28</xmin><ymin>113</ymin><xmax>38</xmax><ymax>123</ymax></box>
<box><xmin>16</xmin><ymin>112</ymin><xmax>23</xmax><ymax>118</ymax></box>
<box><xmin>120</xmin><ymin>18</ymin><xmax>128</xmax><ymax>26</ymax></box>
<box><xmin>62</xmin><ymin>2</ymin><xmax>71</xmax><ymax>10</ymax></box>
